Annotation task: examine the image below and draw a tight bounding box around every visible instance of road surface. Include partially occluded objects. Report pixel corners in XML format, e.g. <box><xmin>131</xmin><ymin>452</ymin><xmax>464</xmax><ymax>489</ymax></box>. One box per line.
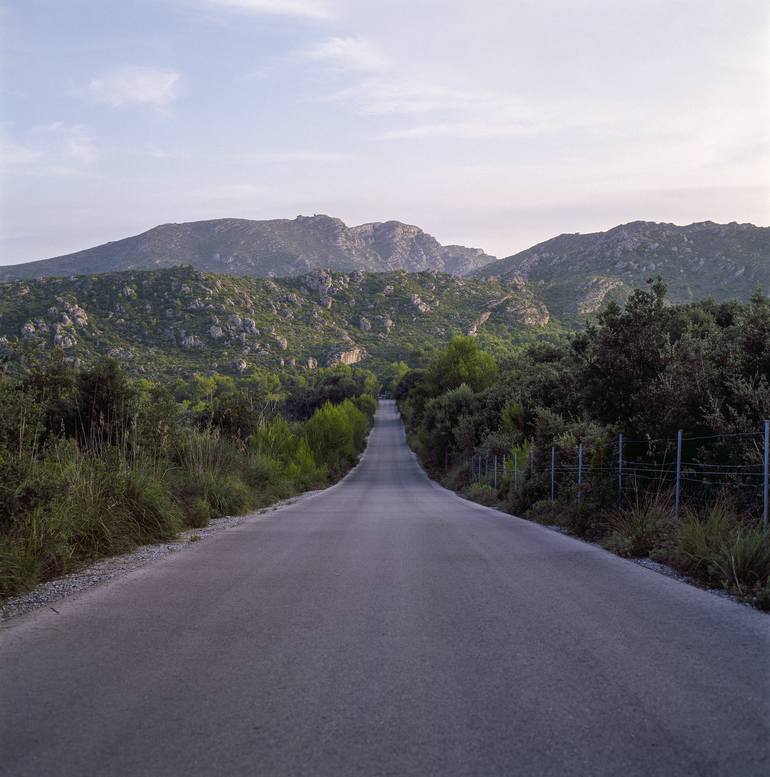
<box><xmin>1</xmin><ymin>400</ymin><xmax>768</xmax><ymax>776</ymax></box>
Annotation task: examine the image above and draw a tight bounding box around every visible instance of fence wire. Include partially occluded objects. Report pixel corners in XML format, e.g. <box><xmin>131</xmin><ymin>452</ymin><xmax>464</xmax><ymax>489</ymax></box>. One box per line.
<box><xmin>452</xmin><ymin>422</ymin><xmax>770</xmax><ymax>527</ymax></box>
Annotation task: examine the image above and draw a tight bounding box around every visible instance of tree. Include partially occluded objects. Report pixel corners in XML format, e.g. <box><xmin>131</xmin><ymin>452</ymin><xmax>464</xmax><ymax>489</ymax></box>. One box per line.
<box><xmin>425</xmin><ymin>336</ymin><xmax>498</xmax><ymax>395</ymax></box>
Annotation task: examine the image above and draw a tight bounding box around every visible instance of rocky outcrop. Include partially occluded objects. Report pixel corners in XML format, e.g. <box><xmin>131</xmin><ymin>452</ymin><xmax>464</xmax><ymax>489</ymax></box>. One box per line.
<box><xmin>325</xmin><ymin>346</ymin><xmax>367</xmax><ymax>367</ymax></box>
<box><xmin>577</xmin><ymin>278</ymin><xmax>627</xmax><ymax>316</ymax></box>
<box><xmin>410</xmin><ymin>294</ymin><xmax>431</xmax><ymax>314</ymax></box>
<box><xmin>467</xmin><ymin>311</ymin><xmax>491</xmax><ymax>336</ymax></box>
<box><xmin>180</xmin><ymin>334</ymin><xmax>204</xmax><ymax>350</ymax></box>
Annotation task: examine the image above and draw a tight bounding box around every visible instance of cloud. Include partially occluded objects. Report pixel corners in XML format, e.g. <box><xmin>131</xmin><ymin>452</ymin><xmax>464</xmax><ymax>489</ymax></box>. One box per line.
<box><xmin>89</xmin><ymin>67</ymin><xmax>179</xmax><ymax>107</ymax></box>
<box><xmin>235</xmin><ymin>150</ymin><xmax>349</xmax><ymax>162</ymax></box>
<box><xmin>332</xmin><ymin>79</ymin><xmax>501</xmax><ymax>116</ymax></box>
<box><xmin>1</xmin><ymin>124</ymin><xmax>100</xmax><ymax>177</ymax></box>
<box><xmin>62</xmin><ymin>127</ymin><xmax>99</xmax><ymax>164</ymax></box>
<box><xmin>378</xmin><ymin>122</ymin><xmax>545</xmax><ymax>140</ymax></box>
<box><xmin>201</xmin><ymin>0</ymin><xmax>330</xmax><ymax>18</ymax></box>
<box><xmin>303</xmin><ymin>36</ymin><xmax>386</xmax><ymax>71</ymax></box>
<box><xmin>0</xmin><ymin>139</ymin><xmax>41</xmax><ymax>166</ymax></box>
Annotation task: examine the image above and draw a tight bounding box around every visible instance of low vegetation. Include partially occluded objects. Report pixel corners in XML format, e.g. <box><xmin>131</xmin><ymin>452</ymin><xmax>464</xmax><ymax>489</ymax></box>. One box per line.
<box><xmin>0</xmin><ymin>359</ymin><xmax>378</xmax><ymax>598</ymax></box>
<box><xmin>397</xmin><ymin>281</ymin><xmax>770</xmax><ymax>609</ymax></box>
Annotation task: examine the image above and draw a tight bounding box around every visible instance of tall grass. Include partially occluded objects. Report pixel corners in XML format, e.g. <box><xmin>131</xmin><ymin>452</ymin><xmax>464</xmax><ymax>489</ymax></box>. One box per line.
<box><xmin>1</xmin><ymin>393</ymin><xmax>376</xmax><ymax>599</ymax></box>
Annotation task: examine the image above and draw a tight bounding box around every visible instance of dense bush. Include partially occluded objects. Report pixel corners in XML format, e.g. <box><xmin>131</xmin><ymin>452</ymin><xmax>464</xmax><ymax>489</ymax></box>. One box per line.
<box><xmin>0</xmin><ymin>360</ymin><xmax>377</xmax><ymax>598</ymax></box>
<box><xmin>398</xmin><ymin>284</ymin><xmax>770</xmax><ymax>608</ymax></box>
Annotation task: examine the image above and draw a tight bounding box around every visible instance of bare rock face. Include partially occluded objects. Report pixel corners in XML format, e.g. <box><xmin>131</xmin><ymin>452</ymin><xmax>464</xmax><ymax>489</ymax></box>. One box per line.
<box><xmin>0</xmin><ymin>336</ymin><xmax>17</xmax><ymax>359</ymax></box>
<box><xmin>307</xmin><ymin>357</ymin><xmax>318</xmax><ymax>369</ymax></box>
<box><xmin>504</xmin><ymin>298</ymin><xmax>550</xmax><ymax>326</ymax></box>
<box><xmin>467</xmin><ymin>311</ymin><xmax>491</xmax><ymax>336</ymax></box>
<box><xmin>209</xmin><ymin>325</ymin><xmax>224</xmax><ymax>339</ymax></box>
<box><xmin>303</xmin><ymin>269</ymin><xmax>334</xmax><ymax>298</ymax></box>
<box><xmin>107</xmin><ymin>347</ymin><xmax>134</xmax><ymax>361</ymax></box>
<box><xmin>411</xmin><ymin>294</ymin><xmax>431</xmax><ymax>314</ymax></box>
<box><xmin>577</xmin><ymin>278</ymin><xmax>626</xmax><ymax>316</ymax></box>
<box><xmin>359</xmin><ymin>316</ymin><xmax>372</xmax><ymax>332</ymax></box>
<box><xmin>53</xmin><ymin>331</ymin><xmax>77</xmax><ymax>349</ymax></box>
<box><xmin>232</xmin><ymin>359</ymin><xmax>248</xmax><ymax>374</ymax></box>
<box><xmin>180</xmin><ymin>334</ymin><xmax>204</xmax><ymax>350</ymax></box>
<box><xmin>325</xmin><ymin>345</ymin><xmax>367</xmax><ymax>367</ymax></box>
<box><xmin>63</xmin><ymin>302</ymin><xmax>88</xmax><ymax>326</ymax></box>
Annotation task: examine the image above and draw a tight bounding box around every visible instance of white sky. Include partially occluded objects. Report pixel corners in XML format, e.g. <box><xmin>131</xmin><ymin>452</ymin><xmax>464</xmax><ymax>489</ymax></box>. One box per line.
<box><xmin>1</xmin><ymin>0</ymin><xmax>768</xmax><ymax>263</ymax></box>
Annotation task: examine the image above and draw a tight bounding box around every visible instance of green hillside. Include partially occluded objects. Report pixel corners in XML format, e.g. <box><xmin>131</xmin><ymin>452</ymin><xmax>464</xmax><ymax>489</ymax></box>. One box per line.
<box><xmin>474</xmin><ymin>221</ymin><xmax>770</xmax><ymax>322</ymax></box>
<box><xmin>0</xmin><ymin>266</ymin><xmax>559</xmax><ymax>379</ymax></box>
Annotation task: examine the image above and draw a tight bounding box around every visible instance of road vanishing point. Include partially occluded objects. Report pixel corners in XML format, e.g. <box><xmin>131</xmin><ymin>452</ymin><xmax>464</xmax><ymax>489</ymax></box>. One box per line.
<box><xmin>1</xmin><ymin>400</ymin><xmax>768</xmax><ymax>776</ymax></box>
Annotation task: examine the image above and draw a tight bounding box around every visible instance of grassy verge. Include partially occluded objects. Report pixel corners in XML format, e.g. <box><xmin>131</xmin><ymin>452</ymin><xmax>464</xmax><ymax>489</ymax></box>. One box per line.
<box><xmin>0</xmin><ymin>395</ymin><xmax>376</xmax><ymax>599</ymax></box>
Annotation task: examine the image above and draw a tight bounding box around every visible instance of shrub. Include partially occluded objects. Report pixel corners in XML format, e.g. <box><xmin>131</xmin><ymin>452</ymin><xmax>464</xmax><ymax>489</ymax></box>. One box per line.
<box><xmin>673</xmin><ymin>499</ymin><xmax>736</xmax><ymax>582</ymax></box>
<box><xmin>286</xmin><ymin>437</ymin><xmax>327</xmax><ymax>491</ymax></box>
<box><xmin>463</xmin><ymin>483</ymin><xmax>499</xmax><ymax>506</ymax></box>
<box><xmin>250</xmin><ymin>416</ymin><xmax>298</xmax><ymax>462</ymax></box>
<box><xmin>305</xmin><ymin>401</ymin><xmax>359</xmax><ymax>477</ymax></box>
<box><xmin>121</xmin><ymin>465</ymin><xmax>183</xmax><ymax>542</ymax></box>
<box><xmin>351</xmin><ymin>393</ymin><xmax>378</xmax><ymax>419</ymax></box>
<box><xmin>603</xmin><ymin>492</ymin><xmax>674</xmax><ymax>557</ymax></box>
<box><xmin>199</xmin><ymin>472</ymin><xmax>254</xmax><ymax>518</ymax></box>
<box><xmin>442</xmin><ymin>461</ymin><xmax>472</xmax><ymax>492</ymax></box>
<box><xmin>711</xmin><ymin>527</ymin><xmax>770</xmax><ymax>597</ymax></box>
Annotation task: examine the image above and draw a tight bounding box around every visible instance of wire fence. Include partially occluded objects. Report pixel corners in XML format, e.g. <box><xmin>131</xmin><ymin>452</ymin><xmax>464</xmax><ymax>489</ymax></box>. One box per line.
<box><xmin>452</xmin><ymin>420</ymin><xmax>770</xmax><ymax>528</ymax></box>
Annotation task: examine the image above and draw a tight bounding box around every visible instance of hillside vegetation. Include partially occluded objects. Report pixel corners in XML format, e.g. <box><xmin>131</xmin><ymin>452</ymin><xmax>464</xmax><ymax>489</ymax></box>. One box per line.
<box><xmin>397</xmin><ymin>281</ymin><xmax>770</xmax><ymax>609</ymax></box>
<box><xmin>0</xmin><ymin>266</ymin><xmax>558</xmax><ymax>379</ymax></box>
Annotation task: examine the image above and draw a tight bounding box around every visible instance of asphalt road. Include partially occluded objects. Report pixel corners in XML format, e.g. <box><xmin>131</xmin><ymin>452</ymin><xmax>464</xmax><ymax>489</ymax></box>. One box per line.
<box><xmin>1</xmin><ymin>400</ymin><xmax>768</xmax><ymax>777</ymax></box>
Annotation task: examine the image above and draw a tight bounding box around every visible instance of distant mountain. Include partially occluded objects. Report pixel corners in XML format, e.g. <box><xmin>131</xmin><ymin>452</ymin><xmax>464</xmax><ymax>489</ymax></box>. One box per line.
<box><xmin>0</xmin><ymin>266</ymin><xmax>554</xmax><ymax>379</ymax></box>
<box><xmin>473</xmin><ymin>221</ymin><xmax>770</xmax><ymax>321</ymax></box>
<box><xmin>0</xmin><ymin>216</ymin><xmax>496</xmax><ymax>282</ymax></box>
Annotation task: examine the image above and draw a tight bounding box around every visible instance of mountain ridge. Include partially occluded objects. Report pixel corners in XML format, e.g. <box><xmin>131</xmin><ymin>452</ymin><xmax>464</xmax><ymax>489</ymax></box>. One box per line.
<box><xmin>0</xmin><ymin>215</ymin><xmax>497</xmax><ymax>282</ymax></box>
<box><xmin>473</xmin><ymin>219</ymin><xmax>770</xmax><ymax>320</ymax></box>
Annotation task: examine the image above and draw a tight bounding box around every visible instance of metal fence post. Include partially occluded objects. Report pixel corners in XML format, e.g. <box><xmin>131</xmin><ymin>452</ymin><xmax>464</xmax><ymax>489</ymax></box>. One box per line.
<box><xmin>513</xmin><ymin>451</ymin><xmax>518</xmax><ymax>491</ymax></box>
<box><xmin>494</xmin><ymin>455</ymin><xmax>497</xmax><ymax>490</ymax></box>
<box><xmin>762</xmin><ymin>421</ymin><xmax>770</xmax><ymax>531</ymax></box>
<box><xmin>675</xmin><ymin>430</ymin><xmax>683</xmax><ymax>517</ymax></box>
<box><xmin>618</xmin><ymin>432</ymin><xmax>623</xmax><ymax>506</ymax></box>
<box><xmin>577</xmin><ymin>442</ymin><xmax>583</xmax><ymax>508</ymax></box>
<box><xmin>550</xmin><ymin>446</ymin><xmax>555</xmax><ymax>502</ymax></box>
